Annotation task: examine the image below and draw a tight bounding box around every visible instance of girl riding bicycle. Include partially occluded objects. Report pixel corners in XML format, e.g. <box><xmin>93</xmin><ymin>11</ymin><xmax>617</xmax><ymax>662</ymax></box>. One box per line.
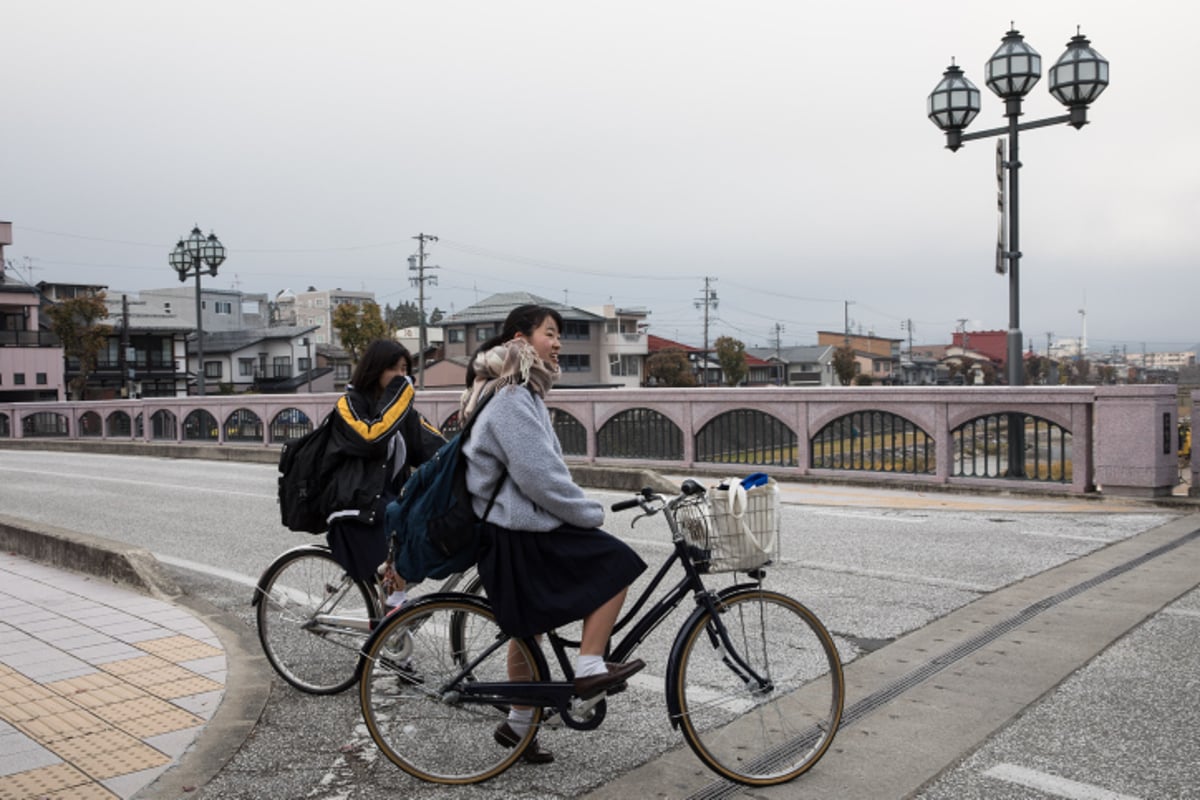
<box><xmin>461</xmin><ymin>304</ymin><xmax>648</xmax><ymax>763</ymax></box>
<box><xmin>325</xmin><ymin>339</ymin><xmax>444</xmax><ymax>601</ymax></box>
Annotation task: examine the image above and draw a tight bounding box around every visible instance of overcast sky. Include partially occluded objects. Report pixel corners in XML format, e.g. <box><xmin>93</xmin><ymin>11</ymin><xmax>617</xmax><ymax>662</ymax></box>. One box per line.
<box><xmin>4</xmin><ymin>1</ymin><xmax>1197</xmax><ymax>355</ymax></box>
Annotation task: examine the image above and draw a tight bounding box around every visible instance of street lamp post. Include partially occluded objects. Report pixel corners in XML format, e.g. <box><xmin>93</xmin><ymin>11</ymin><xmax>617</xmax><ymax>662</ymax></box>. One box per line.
<box><xmin>928</xmin><ymin>26</ymin><xmax>1108</xmax><ymax>475</ymax></box>
<box><xmin>170</xmin><ymin>227</ymin><xmax>226</xmax><ymax>396</ymax></box>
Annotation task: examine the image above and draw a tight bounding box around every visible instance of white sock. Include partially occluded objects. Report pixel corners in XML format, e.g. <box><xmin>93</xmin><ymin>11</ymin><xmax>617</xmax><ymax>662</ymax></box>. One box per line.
<box><xmin>507</xmin><ymin>707</ymin><xmax>534</xmax><ymax>737</ymax></box>
<box><xmin>575</xmin><ymin>654</ymin><xmax>607</xmax><ymax>678</ymax></box>
<box><xmin>385</xmin><ymin>590</ymin><xmax>407</xmax><ymax>607</ymax></box>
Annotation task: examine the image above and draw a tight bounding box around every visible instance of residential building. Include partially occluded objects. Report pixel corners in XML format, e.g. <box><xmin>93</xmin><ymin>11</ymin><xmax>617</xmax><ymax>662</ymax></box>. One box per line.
<box><xmin>1</xmin><ymin>223</ymin><xmax>66</xmax><ymax>403</ymax></box>
<box><xmin>585</xmin><ymin>304</ymin><xmax>649</xmax><ymax>388</ymax></box>
<box><xmin>950</xmin><ymin>329</ymin><xmax>1009</xmax><ymax>374</ymax></box>
<box><xmin>186</xmin><ymin>325</ymin><xmax>330</xmax><ymax>394</ymax></box>
<box><xmin>435</xmin><ymin>292</ymin><xmax>645</xmax><ymax>389</ymax></box>
<box><xmin>287</xmin><ymin>287</ymin><xmax>376</xmax><ymax>347</ymax></box>
<box><xmin>1127</xmin><ymin>350</ymin><xmax>1197</xmax><ymax>371</ymax></box>
<box><xmin>133</xmin><ymin>286</ymin><xmax>255</xmax><ymax>335</ymax></box>
<box><xmin>817</xmin><ymin>330</ymin><xmax>902</xmax><ymax>384</ymax></box>
<box><xmin>747</xmin><ymin>345</ymin><xmax>836</xmax><ymax>386</ymax></box>
<box><xmin>647</xmin><ymin>335</ymin><xmax>705</xmax><ymax>385</ymax></box>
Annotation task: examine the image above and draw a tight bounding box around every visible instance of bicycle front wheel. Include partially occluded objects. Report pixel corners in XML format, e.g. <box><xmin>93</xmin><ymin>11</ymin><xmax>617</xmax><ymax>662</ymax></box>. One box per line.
<box><xmin>255</xmin><ymin>547</ymin><xmax>377</xmax><ymax>694</ymax></box>
<box><xmin>672</xmin><ymin>589</ymin><xmax>844</xmax><ymax>786</ymax></box>
<box><xmin>360</xmin><ymin>596</ymin><xmax>544</xmax><ymax>784</ymax></box>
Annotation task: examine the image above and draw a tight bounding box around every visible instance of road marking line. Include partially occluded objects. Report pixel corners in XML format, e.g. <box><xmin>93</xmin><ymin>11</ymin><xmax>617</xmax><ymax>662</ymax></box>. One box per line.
<box><xmin>983</xmin><ymin>763</ymin><xmax>1143</xmax><ymax>800</ymax></box>
<box><xmin>0</xmin><ymin>466</ymin><xmax>274</xmax><ymax>499</ymax></box>
<box><xmin>155</xmin><ymin>554</ymin><xmax>259</xmax><ymax>588</ymax></box>
<box><xmin>1162</xmin><ymin>607</ymin><xmax>1200</xmax><ymax>619</ymax></box>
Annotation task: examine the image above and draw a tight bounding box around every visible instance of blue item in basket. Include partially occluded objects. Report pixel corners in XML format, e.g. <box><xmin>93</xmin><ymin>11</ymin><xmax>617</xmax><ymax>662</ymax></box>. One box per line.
<box><xmin>740</xmin><ymin>472</ymin><xmax>769</xmax><ymax>489</ymax></box>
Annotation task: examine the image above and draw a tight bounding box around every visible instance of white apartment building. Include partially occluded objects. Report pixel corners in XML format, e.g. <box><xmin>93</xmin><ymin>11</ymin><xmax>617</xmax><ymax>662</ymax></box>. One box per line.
<box><xmin>276</xmin><ymin>287</ymin><xmax>376</xmax><ymax>347</ymax></box>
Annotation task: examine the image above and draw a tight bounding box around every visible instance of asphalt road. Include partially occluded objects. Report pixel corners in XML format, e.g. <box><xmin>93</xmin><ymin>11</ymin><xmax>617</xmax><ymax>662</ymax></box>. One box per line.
<box><xmin>2</xmin><ymin>449</ymin><xmax>1197</xmax><ymax>799</ymax></box>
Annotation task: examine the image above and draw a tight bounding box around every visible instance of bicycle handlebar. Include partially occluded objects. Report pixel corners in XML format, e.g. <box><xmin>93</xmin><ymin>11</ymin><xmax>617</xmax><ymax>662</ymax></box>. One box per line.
<box><xmin>610</xmin><ymin>497</ymin><xmax>642</xmax><ymax>512</ymax></box>
<box><xmin>611</xmin><ymin>480</ymin><xmax>707</xmax><ymax>513</ymax></box>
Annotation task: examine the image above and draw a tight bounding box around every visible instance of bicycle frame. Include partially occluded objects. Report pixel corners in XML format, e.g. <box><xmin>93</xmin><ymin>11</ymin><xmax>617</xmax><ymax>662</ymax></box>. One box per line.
<box><xmin>385</xmin><ymin>489</ymin><xmax>768</xmax><ymax>731</ymax></box>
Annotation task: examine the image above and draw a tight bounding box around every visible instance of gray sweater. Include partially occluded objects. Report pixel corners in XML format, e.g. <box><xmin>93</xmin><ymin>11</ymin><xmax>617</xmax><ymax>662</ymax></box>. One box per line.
<box><xmin>463</xmin><ymin>385</ymin><xmax>605</xmax><ymax>532</ymax></box>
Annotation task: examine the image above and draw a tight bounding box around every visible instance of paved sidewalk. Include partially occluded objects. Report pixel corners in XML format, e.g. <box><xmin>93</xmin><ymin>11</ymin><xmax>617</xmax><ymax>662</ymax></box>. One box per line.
<box><xmin>0</xmin><ymin>554</ymin><xmax>226</xmax><ymax>800</ymax></box>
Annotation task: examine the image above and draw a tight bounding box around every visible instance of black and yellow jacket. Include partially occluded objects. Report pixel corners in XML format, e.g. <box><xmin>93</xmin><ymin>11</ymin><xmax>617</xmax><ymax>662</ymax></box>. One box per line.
<box><xmin>324</xmin><ymin>376</ymin><xmax>444</xmax><ymax>526</ymax></box>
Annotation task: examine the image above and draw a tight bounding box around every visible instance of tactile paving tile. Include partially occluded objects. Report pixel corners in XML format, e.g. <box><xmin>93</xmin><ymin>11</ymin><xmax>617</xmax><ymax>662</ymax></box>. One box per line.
<box><xmin>136</xmin><ymin>634</ymin><xmax>222</xmax><ymax>662</ymax></box>
<box><xmin>17</xmin><ymin>707</ymin><xmax>109</xmax><ymax>742</ymax></box>
<box><xmin>2</xmin><ymin>694</ymin><xmax>79</xmax><ymax>724</ymax></box>
<box><xmin>51</xmin><ymin>682</ymin><xmax>146</xmax><ymax>710</ymax></box>
<box><xmin>96</xmin><ymin>655</ymin><xmax>170</xmax><ymax>677</ymax></box>
<box><xmin>143</xmin><ymin>674</ymin><xmax>223</xmax><ymax>700</ymax></box>
<box><xmin>47</xmin><ymin>728</ymin><xmax>170</xmax><ymax>780</ymax></box>
<box><xmin>0</xmin><ymin>761</ymin><xmax>96</xmax><ymax>800</ymax></box>
<box><xmin>46</xmin><ymin>672</ymin><xmax>123</xmax><ymax>695</ymax></box>
<box><xmin>111</xmin><ymin>664</ymin><xmax>196</xmax><ymax>689</ymax></box>
<box><xmin>117</xmin><ymin>706</ymin><xmax>203</xmax><ymax>738</ymax></box>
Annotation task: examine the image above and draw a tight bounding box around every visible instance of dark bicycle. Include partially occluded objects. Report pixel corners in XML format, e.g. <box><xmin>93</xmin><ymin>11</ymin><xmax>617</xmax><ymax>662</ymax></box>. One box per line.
<box><xmin>357</xmin><ymin>479</ymin><xmax>845</xmax><ymax>785</ymax></box>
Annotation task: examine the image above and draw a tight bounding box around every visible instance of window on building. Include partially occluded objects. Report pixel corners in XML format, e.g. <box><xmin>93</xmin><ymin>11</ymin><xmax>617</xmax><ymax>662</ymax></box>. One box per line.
<box><xmin>447</xmin><ymin>328</ymin><xmax>465</xmax><ymax>344</ymax></box>
<box><xmin>36</xmin><ymin>373</ymin><xmax>47</xmax><ymax>385</ymax></box>
<box><xmin>335</xmin><ymin>364</ymin><xmax>351</xmax><ymax>381</ymax></box>
<box><xmin>204</xmin><ymin>361</ymin><xmax>222</xmax><ymax>379</ymax></box>
<box><xmin>475</xmin><ymin>325</ymin><xmax>496</xmax><ymax>342</ymax></box>
<box><xmin>239</xmin><ymin>358</ymin><xmax>256</xmax><ymax>377</ymax></box>
<box><xmin>609</xmin><ymin>354</ymin><xmax>640</xmax><ymax>376</ymax></box>
<box><xmin>562</xmin><ymin>321</ymin><xmax>590</xmax><ymax>340</ymax></box>
<box><xmin>272</xmin><ymin>356</ymin><xmax>292</xmax><ymax>378</ymax></box>
<box><xmin>14</xmin><ymin>373</ymin><xmax>26</xmax><ymax>385</ymax></box>
<box><xmin>561</xmin><ymin>354</ymin><xmax>590</xmax><ymax>372</ymax></box>
<box><xmin>299</xmin><ymin>357</ymin><xmax>312</xmax><ymax>372</ymax></box>
<box><xmin>215</xmin><ymin>301</ymin><xmax>233</xmax><ymax>315</ymax></box>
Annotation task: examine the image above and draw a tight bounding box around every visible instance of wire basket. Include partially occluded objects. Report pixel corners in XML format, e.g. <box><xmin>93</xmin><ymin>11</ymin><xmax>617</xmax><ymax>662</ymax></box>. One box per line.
<box><xmin>675</xmin><ymin>480</ymin><xmax>781</xmax><ymax>573</ymax></box>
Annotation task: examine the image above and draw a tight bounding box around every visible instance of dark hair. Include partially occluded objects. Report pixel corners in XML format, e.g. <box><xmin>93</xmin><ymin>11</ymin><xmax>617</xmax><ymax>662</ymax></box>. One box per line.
<box><xmin>350</xmin><ymin>339</ymin><xmax>412</xmax><ymax>398</ymax></box>
<box><xmin>466</xmin><ymin>304</ymin><xmax>564</xmax><ymax>386</ymax></box>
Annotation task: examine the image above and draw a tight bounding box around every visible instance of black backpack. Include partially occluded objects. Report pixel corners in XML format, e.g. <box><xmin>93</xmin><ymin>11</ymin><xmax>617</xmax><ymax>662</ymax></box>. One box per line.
<box><xmin>277</xmin><ymin>411</ymin><xmax>337</xmax><ymax>533</ymax></box>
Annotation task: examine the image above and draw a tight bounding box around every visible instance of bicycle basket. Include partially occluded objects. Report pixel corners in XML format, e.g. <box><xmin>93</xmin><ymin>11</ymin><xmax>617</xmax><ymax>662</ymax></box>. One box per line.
<box><xmin>704</xmin><ymin>478</ymin><xmax>781</xmax><ymax>572</ymax></box>
<box><xmin>675</xmin><ymin>499</ymin><xmax>715</xmax><ymax>572</ymax></box>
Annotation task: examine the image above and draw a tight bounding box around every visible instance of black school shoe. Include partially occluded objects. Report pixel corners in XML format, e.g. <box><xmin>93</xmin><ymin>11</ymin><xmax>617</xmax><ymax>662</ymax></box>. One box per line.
<box><xmin>493</xmin><ymin>721</ymin><xmax>555</xmax><ymax>764</ymax></box>
<box><xmin>573</xmin><ymin>659</ymin><xmax>646</xmax><ymax>699</ymax></box>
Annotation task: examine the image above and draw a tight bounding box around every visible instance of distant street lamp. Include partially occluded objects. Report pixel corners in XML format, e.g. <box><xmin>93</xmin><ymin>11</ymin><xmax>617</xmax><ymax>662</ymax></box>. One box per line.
<box><xmin>928</xmin><ymin>26</ymin><xmax>1108</xmax><ymax>475</ymax></box>
<box><xmin>170</xmin><ymin>227</ymin><xmax>226</xmax><ymax>396</ymax></box>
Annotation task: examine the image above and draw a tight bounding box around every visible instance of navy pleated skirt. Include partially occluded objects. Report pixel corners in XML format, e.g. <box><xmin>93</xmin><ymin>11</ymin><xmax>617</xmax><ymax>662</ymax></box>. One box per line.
<box><xmin>476</xmin><ymin>522</ymin><xmax>648</xmax><ymax>639</ymax></box>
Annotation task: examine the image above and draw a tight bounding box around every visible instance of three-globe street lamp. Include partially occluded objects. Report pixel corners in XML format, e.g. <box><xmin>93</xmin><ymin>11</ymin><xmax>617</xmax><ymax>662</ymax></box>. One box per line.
<box><xmin>928</xmin><ymin>27</ymin><xmax>1109</xmax><ymax>385</ymax></box>
<box><xmin>170</xmin><ymin>227</ymin><xmax>226</xmax><ymax>396</ymax></box>
<box><xmin>928</xmin><ymin>26</ymin><xmax>1108</xmax><ymax>476</ymax></box>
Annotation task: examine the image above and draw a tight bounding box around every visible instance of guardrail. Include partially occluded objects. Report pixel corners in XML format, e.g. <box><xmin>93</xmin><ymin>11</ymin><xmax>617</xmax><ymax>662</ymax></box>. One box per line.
<box><xmin>1</xmin><ymin>386</ymin><xmax>1190</xmax><ymax>498</ymax></box>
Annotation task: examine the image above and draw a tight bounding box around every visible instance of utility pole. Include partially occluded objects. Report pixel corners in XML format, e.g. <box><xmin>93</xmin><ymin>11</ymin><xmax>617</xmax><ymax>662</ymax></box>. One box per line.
<box><xmin>694</xmin><ymin>277</ymin><xmax>718</xmax><ymax>386</ymax></box>
<box><xmin>409</xmin><ymin>233</ymin><xmax>439</xmax><ymax>389</ymax></box>
<box><xmin>900</xmin><ymin>318</ymin><xmax>914</xmax><ymax>356</ymax></box>
<box><xmin>843</xmin><ymin>300</ymin><xmax>855</xmax><ymax>347</ymax></box>
<box><xmin>771</xmin><ymin>322</ymin><xmax>785</xmax><ymax>385</ymax></box>
<box><xmin>120</xmin><ymin>294</ymin><xmax>133</xmax><ymax>399</ymax></box>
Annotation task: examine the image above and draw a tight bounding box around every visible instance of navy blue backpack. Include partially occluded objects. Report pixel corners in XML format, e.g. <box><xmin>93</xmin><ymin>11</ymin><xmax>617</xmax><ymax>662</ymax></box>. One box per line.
<box><xmin>386</xmin><ymin>397</ymin><xmax>504</xmax><ymax>583</ymax></box>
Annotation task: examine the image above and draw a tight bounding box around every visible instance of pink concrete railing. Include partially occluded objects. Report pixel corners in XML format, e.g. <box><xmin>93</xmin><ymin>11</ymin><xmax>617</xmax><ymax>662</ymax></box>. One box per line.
<box><xmin>0</xmin><ymin>385</ymin><xmax>1188</xmax><ymax>498</ymax></box>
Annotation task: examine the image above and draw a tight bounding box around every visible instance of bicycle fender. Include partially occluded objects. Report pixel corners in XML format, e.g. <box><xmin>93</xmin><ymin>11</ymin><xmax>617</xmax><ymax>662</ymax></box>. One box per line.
<box><xmin>663</xmin><ymin>583</ymin><xmax>761</xmax><ymax>728</ymax></box>
<box><xmin>250</xmin><ymin>544</ymin><xmax>337</xmax><ymax>607</ymax></box>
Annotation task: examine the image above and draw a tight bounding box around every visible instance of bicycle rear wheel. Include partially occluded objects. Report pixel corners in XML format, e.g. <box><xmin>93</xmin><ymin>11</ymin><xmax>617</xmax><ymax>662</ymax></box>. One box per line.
<box><xmin>360</xmin><ymin>596</ymin><xmax>544</xmax><ymax>784</ymax></box>
<box><xmin>672</xmin><ymin>588</ymin><xmax>844</xmax><ymax>786</ymax></box>
<box><xmin>255</xmin><ymin>546</ymin><xmax>377</xmax><ymax>694</ymax></box>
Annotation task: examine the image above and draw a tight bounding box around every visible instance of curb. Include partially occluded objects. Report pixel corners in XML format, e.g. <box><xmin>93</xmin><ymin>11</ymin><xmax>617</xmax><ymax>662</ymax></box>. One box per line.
<box><xmin>0</xmin><ymin>513</ymin><xmax>274</xmax><ymax>800</ymax></box>
<box><xmin>0</xmin><ymin>513</ymin><xmax>182</xmax><ymax>599</ymax></box>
